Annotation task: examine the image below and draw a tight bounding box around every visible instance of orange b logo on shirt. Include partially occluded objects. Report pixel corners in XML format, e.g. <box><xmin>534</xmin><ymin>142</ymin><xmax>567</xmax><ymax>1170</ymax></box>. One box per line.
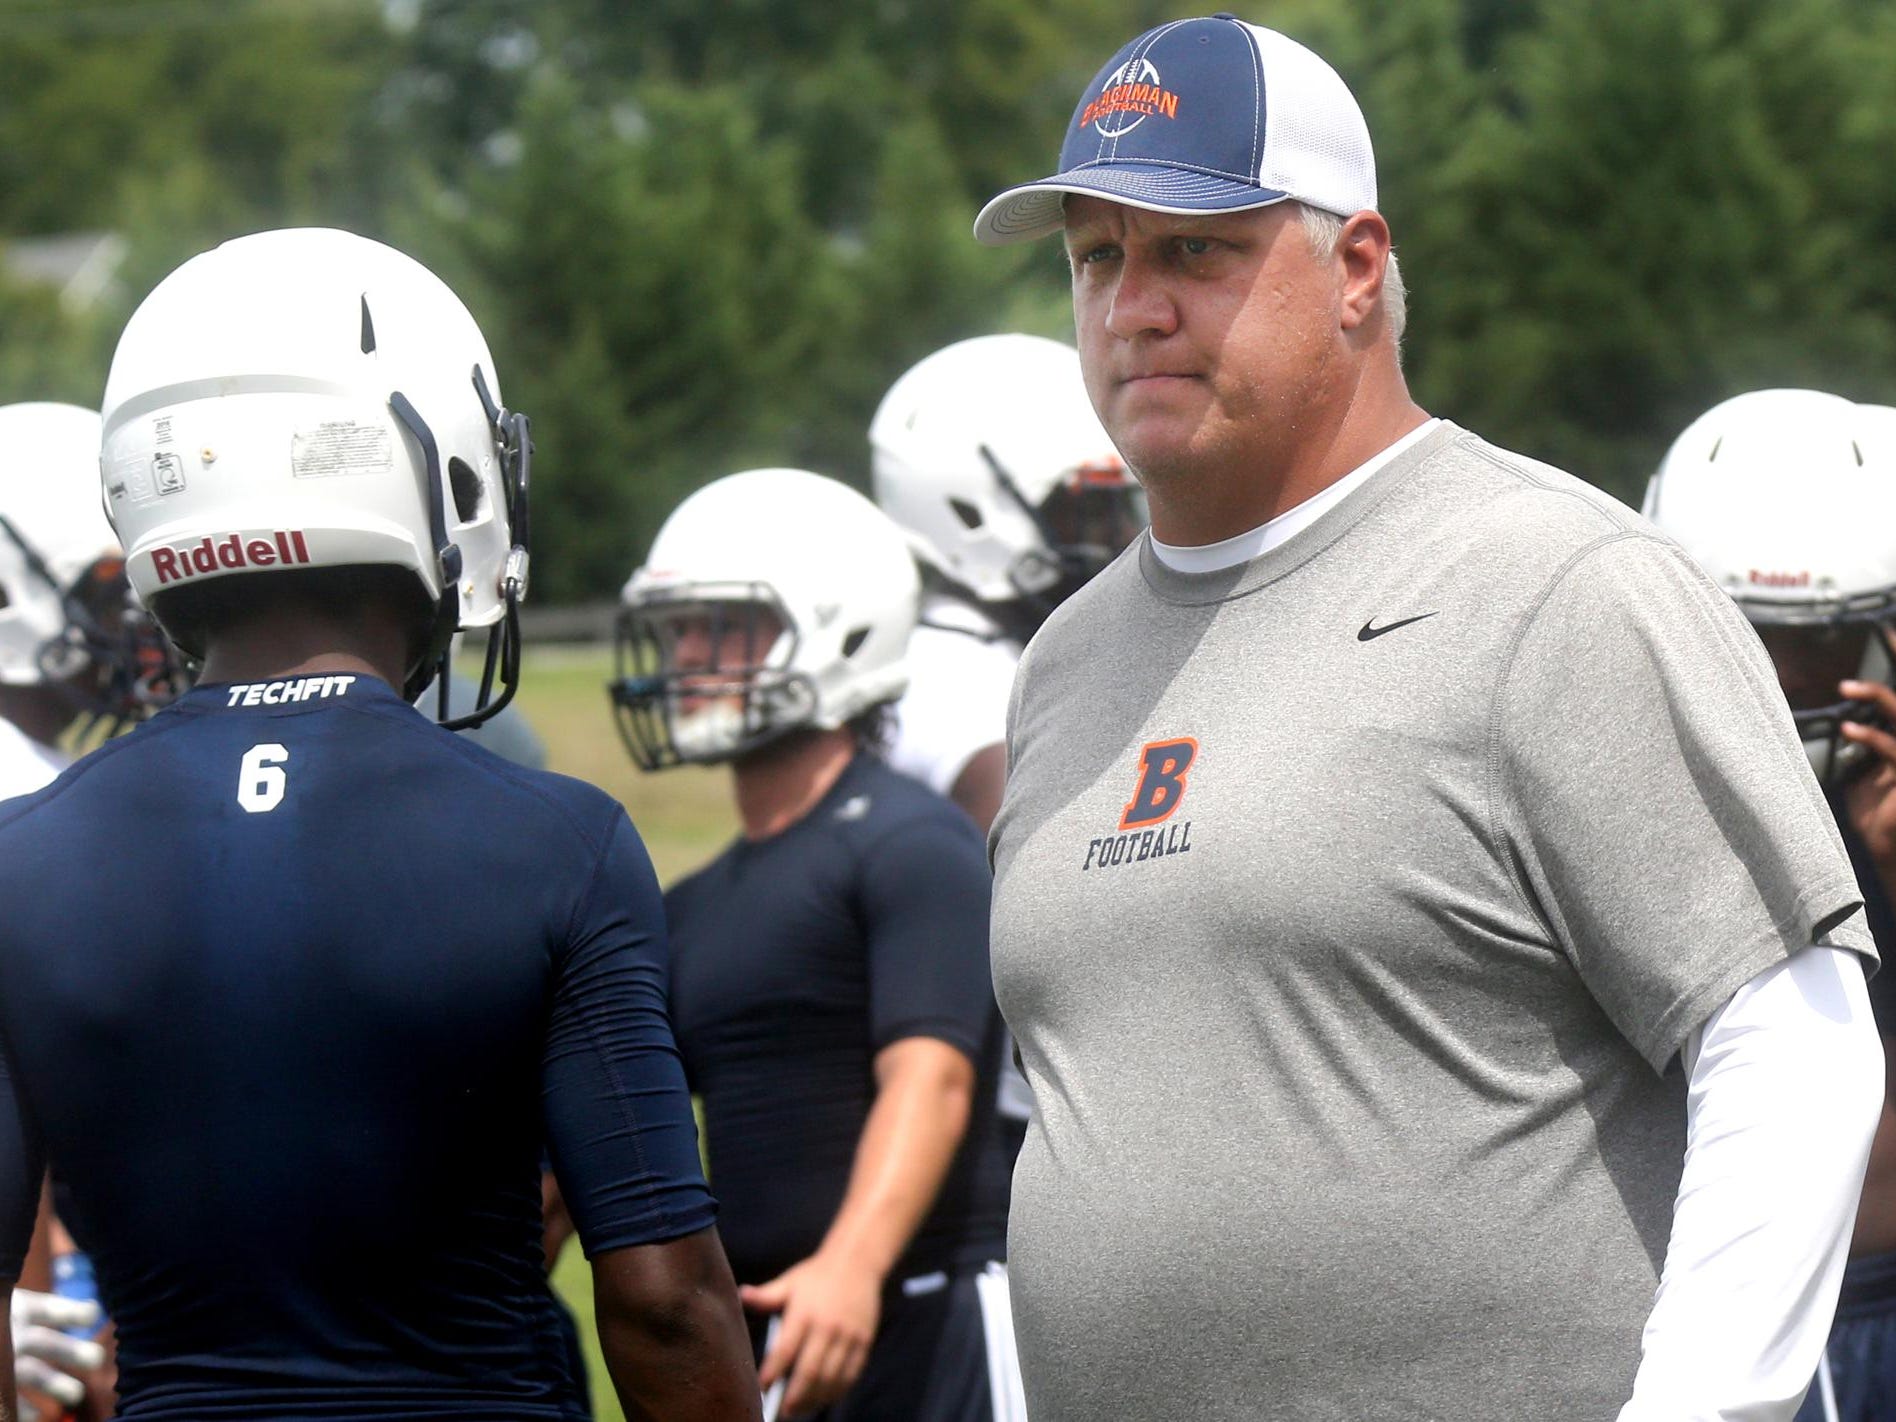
<box><xmin>1118</xmin><ymin>737</ymin><xmax>1198</xmax><ymax>831</ymax></box>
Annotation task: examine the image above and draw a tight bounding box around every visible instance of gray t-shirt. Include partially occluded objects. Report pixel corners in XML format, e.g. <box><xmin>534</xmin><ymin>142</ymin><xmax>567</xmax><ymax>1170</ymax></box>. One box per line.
<box><xmin>988</xmin><ymin>422</ymin><xmax>1873</xmax><ymax>1421</ymax></box>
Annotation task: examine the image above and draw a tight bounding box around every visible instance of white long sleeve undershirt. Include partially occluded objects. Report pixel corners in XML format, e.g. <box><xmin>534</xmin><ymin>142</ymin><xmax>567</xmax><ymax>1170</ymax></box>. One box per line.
<box><xmin>1618</xmin><ymin>945</ymin><xmax>1884</xmax><ymax>1421</ymax></box>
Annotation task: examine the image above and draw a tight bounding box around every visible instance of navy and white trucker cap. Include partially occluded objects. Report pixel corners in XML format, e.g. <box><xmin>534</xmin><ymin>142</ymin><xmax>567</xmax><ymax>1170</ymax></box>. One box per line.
<box><xmin>974</xmin><ymin>15</ymin><xmax>1376</xmax><ymax>246</ymax></box>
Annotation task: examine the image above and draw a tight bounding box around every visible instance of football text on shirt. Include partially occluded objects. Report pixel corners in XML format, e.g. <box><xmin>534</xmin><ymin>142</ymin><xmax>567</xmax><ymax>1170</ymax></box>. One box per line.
<box><xmin>225</xmin><ymin>675</ymin><xmax>357</xmax><ymax>707</ymax></box>
<box><xmin>1082</xmin><ymin>737</ymin><xmax>1198</xmax><ymax>871</ymax></box>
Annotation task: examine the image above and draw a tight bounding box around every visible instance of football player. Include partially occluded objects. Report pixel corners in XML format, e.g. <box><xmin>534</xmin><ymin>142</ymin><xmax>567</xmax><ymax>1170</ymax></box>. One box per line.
<box><xmin>0</xmin><ymin>400</ymin><xmax>181</xmax><ymax>797</ymax></box>
<box><xmin>611</xmin><ymin>469</ymin><xmax>1025</xmax><ymax>1421</ymax></box>
<box><xmin>869</xmin><ymin>334</ymin><xmax>1143</xmax><ymax>832</ymax></box>
<box><xmin>0</xmin><ymin>228</ymin><xmax>759</xmax><ymax>1421</ymax></box>
<box><xmin>1646</xmin><ymin>388</ymin><xmax>1896</xmax><ymax>1422</ymax></box>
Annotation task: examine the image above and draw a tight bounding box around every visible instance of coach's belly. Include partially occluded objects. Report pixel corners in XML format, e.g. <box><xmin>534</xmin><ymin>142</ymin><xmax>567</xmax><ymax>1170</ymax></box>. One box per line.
<box><xmin>1003</xmin><ymin>1116</ymin><xmax>1657</xmax><ymax>1422</ymax></box>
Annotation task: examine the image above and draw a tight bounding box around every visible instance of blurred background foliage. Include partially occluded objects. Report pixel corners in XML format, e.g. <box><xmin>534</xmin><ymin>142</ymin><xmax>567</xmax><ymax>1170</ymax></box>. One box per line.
<box><xmin>5</xmin><ymin>0</ymin><xmax>1896</xmax><ymax>600</ymax></box>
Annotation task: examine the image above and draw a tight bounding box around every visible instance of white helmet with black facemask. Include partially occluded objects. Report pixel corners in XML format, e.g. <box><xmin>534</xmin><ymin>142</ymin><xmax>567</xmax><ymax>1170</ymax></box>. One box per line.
<box><xmin>0</xmin><ymin>401</ymin><xmax>184</xmax><ymax>737</ymax></box>
<box><xmin>869</xmin><ymin>334</ymin><xmax>1143</xmax><ymax>636</ymax></box>
<box><xmin>1644</xmin><ymin>388</ymin><xmax>1895</xmax><ymax>786</ymax></box>
<box><xmin>613</xmin><ymin>468</ymin><xmax>919</xmax><ymax>770</ymax></box>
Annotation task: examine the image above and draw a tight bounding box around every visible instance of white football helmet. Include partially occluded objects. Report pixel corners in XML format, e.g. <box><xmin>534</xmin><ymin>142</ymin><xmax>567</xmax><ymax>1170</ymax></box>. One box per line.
<box><xmin>98</xmin><ymin>227</ymin><xmax>531</xmax><ymax>724</ymax></box>
<box><xmin>613</xmin><ymin>469</ymin><xmax>919</xmax><ymax>769</ymax></box>
<box><xmin>0</xmin><ymin>401</ymin><xmax>183</xmax><ymax>730</ymax></box>
<box><xmin>869</xmin><ymin>334</ymin><xmax>1143</xmax><ymax>624</ymax></box>
<box><xmin>1644</xmin><ymin>388</ymin><xmax>1896</xmax><ymax>785</ymax></box>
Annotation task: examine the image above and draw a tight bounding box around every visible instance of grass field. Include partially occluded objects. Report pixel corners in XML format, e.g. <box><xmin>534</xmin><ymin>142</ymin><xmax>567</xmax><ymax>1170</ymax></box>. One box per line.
<box><xmin>507</xmin><ymin>644</ymin><xmax>738</xmax><ymax>884</ymax></box>
<box><xmin>508</xmin><ymin>644</ymin><xmax>734</xmax><ymax>1421</ymax></box>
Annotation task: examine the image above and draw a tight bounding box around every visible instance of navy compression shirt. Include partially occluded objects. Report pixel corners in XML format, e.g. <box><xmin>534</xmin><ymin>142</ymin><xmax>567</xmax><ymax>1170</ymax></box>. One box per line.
<box><xmin>665</xmin><ymin>753</ymin><xmax>1016</xmax><ymax>1286</ymax></box>
<box><xmin>0</xmin><ymin>676</ymin><xmax>713</xmax><ymax>1420</ymax></box>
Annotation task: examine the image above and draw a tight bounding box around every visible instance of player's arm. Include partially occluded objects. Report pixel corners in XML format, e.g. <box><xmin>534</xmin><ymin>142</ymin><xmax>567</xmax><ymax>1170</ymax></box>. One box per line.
<box><xmin>2</xmin><ymin>1036</ymin><xmax>41</xmax><ymax>1422</ymax></box>
<box><xmin>593</xmin><ymin>1229</ymin><xmax>758</xmax><ymax>1422</ymax></box>
<box><xmin>1834</xmin><ymin>676</ymin><xmax>1896</xmax><ymax>1253</ymax></box>
<box><xmin>947</xmin><ymin>743</ymin><xmax>1008</xmax><ymax>836</ymax></box>
<box><xmin>544</xmin><ymin>813</ymin><xmax>758</xmax><ymax>1422</ymax></box>
<box><xmin>3</xmin><ymin>1283</ymin><xmax>15</xmax><ymax>1422</ymax></box>
<box><xmin>744</xmin><ymin>1036</ymin><xmax>976</xmax><ymax>1415</ymax></box>
<box><xmin>1852</xmin><ymin>1044</ymin><xmax>1896</xmax><ymax>1254</ymax></box>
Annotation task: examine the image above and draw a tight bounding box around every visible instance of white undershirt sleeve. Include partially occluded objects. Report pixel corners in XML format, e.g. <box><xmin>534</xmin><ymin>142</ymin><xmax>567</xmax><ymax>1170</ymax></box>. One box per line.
<box><xmin>1618</xmin><ymin>945</ymin><xmax>1884</xmax><ymax>1422</ymax></box>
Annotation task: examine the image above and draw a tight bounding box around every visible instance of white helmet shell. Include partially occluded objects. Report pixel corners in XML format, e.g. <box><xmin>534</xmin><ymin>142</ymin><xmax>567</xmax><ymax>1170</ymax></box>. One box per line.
<box><xmin>0</xmin><ymin>403</ymin><xmax>120</xmax><ymax>685</ymax></box>
<box><xmin>1645</xmin><ymin>387</ymin><xmax>1896</xmax><ymax>786</ymax></box>
<box><xmin>869</xmin><ymin>333</ymin><xmax>1132</xmax><ymax>603</ymax></box>
<box><xmin>616</xmin><ymin>469</ymin><xmax>919</xmax><ymax>766</ymax></box>
<box><xmin>100</xmin><ymin>228</ymin><xmax>518</xmax><ymax>657</ymax></box>
<box><xmin>1643</xmin><ymin>388</ymin><xmax>1892</xmax><ymax>620</ymax></box>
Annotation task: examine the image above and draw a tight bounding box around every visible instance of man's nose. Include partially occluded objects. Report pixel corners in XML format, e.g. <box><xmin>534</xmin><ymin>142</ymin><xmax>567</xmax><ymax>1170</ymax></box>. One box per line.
<box><xmin>673</xmin><ymin>624</ymin><xmax>715</xmax><ymax>669</ymax></box>
<box><xmin>1105</xmin><ymin>256</ymin><xmax>1179</xmax><ymax>341</ymax></box>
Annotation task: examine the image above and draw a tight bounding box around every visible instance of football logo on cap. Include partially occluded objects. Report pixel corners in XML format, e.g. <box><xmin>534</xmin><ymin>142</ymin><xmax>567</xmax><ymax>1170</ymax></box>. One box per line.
<box><xmin>1080</xmin><ymin>57</ymin><xmax>1182</xmax><ymax>138</ymax></box>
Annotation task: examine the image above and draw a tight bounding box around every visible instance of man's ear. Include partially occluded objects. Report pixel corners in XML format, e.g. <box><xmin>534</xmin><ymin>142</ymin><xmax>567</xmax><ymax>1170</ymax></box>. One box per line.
<box><xmin>1336</xmin><ymin>211</ymin><xmax>1392</xmax><ymax>333</ymax></box>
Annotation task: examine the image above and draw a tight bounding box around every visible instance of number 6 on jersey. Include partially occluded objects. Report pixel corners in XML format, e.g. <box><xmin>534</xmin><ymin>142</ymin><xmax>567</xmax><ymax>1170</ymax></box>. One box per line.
<box><xmin>238</xmin><ymin>743</ymin><xmax>289</xmax><ymax>814</ymax></box>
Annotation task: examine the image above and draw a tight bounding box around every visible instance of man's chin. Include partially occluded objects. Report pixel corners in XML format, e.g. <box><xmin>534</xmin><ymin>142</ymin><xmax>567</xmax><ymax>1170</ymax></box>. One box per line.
<box><xmin>1108</xmin><ymin>426</ymin><xmax>1217</xmax><ymax>488</ymax></box>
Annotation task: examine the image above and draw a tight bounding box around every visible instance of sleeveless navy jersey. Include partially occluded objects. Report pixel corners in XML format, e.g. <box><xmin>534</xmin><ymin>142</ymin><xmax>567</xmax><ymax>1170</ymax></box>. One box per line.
<box><xmin>665</xmin><ymin>753</ymin><xmax>1017</xmax><ymax>1286</ymax></box>
<box><xmin>0</xmin><ymin>676</ymin><xmax>713</xmax><ymax>1420</ymax></box>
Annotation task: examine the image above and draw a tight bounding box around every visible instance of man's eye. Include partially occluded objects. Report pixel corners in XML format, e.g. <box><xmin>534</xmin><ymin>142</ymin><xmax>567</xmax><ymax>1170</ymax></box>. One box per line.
<box><xmin>1075</xmin><ymin>243</ymin><xmax>1118</xmax><ymax>266</ymax></box>
<box><xmin>1180</xmin><ymin>236</ymin><xmax>1212</xmax><ymax>256</ymax></box>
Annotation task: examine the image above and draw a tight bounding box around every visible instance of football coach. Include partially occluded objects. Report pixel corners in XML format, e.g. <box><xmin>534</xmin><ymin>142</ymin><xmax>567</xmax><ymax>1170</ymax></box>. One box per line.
<box><xmin>976</xmin><ymin>16</ymin><xmax>1884</xmax><ymax>1421</ymax></box>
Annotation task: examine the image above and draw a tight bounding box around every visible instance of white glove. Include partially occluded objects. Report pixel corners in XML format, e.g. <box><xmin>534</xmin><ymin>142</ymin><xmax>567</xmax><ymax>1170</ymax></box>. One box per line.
<box><xmin>10</xmin><ymin>1288</ymin><xmax>105</xmax><ymax>1413</ymax></box>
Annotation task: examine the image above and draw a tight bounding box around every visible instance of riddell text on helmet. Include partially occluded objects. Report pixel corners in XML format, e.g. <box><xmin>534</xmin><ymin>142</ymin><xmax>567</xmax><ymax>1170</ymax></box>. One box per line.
<box><xmin>151</xmin><ymin>531</ymin><xmax>312</xmax><ymax>584</ymax></box>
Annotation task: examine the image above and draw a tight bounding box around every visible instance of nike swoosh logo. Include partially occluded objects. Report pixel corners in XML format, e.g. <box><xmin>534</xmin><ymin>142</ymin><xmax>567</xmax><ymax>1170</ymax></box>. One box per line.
<box><xmin>1357</xmin><ymin>613</ymin><xmax>1439</xmax><ymax>641</ymax></box>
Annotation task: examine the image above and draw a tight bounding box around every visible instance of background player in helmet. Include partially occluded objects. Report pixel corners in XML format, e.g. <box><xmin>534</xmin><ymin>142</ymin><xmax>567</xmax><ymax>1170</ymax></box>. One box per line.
<box><xmin>1646</xmin><ymin>389</ymin><xmax>1896</xmax><ymax>1422</ymax></box>
<box><xmin>869</xmin><ymin>333</ymin><xmax>1142</xmax><ymax>832</ymax></box>
<box><xmin>0</xmin><ymin>401</ymin><xmax>181</xmax><ymax>799</ymax></box>
<box><xmin>0</xmin><ymin>228</ymin><xmax>760</xmax><ymax>1421</ymax></box>
<box><xmin>611</xmin><ymin>469</ymin><xmax>1025</xmax><ymax>1422</ymax></box>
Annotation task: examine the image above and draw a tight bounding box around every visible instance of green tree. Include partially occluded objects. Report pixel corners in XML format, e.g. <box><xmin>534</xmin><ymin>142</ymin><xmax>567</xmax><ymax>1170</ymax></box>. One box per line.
<box><xmin>445</xmin><ymin>73</ymin><xmax>865</xmax><ymax>598</ymax></box>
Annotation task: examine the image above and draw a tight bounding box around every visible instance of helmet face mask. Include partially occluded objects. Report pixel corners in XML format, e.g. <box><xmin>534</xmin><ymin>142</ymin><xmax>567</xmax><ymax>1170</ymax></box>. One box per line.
<box><xmin>0</xmin><ymin>516</ymin><xmax>187</xmax><ymax>738</ymax></box>
<box><xmin>41</xmin><ymin>552</ymin><xmax>190</xmax><ymax>736</ymax></box>
<box><xmin>611</xmin><ymin>584</ymin><xmax>819</xmax><ymax>770</ymax></box>
<box><xmin>1752</xmin><ymin>618</ymin><xmax>1892</xmax><ymax>786</ymax></box>
<box><xmin>987</xmin><ymin>446</ymin><xmax>1147</xmax><ymax>613</ymax></box>
<box><xmin>401</xmin><ymin>365</ymin><xmax>534</xmax><ymax>727</ymax></box>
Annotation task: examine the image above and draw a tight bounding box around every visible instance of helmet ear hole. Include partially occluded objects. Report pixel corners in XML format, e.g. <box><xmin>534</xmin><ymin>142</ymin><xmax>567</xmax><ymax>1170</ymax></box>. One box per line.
<box><xmin>841</xmin><ymin>627</ymin><xmax>870</xmax><ymax>658</ymax></box>
<box><xmin>949</xmin><ymin>498</ymin><xmax>984</xmax><ymax>530</ymax></box>
<box><xmin>447</xmin><ymin>457</ymin><xmax>484</xmax><ymax>523</ymax></box>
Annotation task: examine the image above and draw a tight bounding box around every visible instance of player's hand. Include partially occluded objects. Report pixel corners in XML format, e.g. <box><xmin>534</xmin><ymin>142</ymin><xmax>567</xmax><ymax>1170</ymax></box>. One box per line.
<box><xmin>10</xmin><ymin>1288</ymin><xmax>106</xmax><ymax>1413</ymax></box>
<box><xmin>741</xmin><ymin>1250</ymin><xmax>881</xmax><ymax>1418</ymax></box>
<box><xmin>1840</xmin><ymin>679</ymin><xmax>1896</xmax><ymax>879</ymax></box>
